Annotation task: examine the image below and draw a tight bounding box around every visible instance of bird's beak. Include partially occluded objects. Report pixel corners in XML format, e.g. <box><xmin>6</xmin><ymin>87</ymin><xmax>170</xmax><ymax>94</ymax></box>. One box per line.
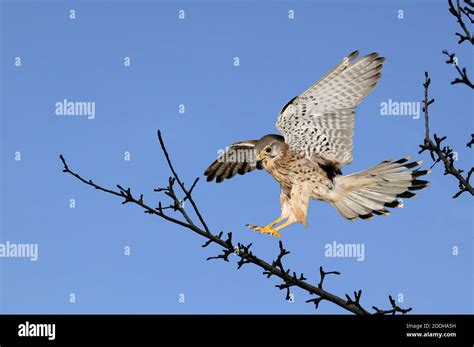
<box><xmin>256</xmin><ymin>151</ymin><xmax>263</xmax><ymax>161</ymax></box>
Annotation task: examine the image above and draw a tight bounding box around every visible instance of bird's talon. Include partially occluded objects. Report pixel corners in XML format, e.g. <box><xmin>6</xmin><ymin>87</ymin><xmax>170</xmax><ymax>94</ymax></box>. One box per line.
<box><xmin>246</xmin><ymin>224</ymin><xmax>260</xmax><ymax>232</ymax></box>
<box><xmin>246</xmin><ymin>224</ymin><xmax>281</xmax><ymax>237</ymax></box>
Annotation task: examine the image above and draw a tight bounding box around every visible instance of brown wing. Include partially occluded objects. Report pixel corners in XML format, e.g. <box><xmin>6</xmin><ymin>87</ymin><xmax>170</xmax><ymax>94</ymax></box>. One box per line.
<box><xmin>204</xmin><ymin>140</ymin><xmax>262</xmax><ymax>183</ymax></box>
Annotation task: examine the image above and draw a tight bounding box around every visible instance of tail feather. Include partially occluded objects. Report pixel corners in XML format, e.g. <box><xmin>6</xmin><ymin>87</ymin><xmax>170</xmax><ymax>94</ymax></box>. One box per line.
<box><xmin>348</xmin><ymin>192</ymin><xmax>385</xmax><ymax>211</ymax></box>
<box><xmin>358</xmin><ymin>188</ymin><xmax>399</xmax><ymax>203</ymax></box>
<box><xmin>331</xmin><ymin>157</ymin><xmax>430</xmax><ymax>221</ymax></box>
<box><xmin>373</xmin><ymin>209</ymin><xmax>391</xmax><ymax>216</ymax></box>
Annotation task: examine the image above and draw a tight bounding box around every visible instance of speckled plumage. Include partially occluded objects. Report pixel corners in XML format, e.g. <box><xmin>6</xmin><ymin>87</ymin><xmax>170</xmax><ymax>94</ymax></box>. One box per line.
<box><xmin>204</xmin><ymin>51</ymin><xmax>429</xmax><ymax>236</ymax></box>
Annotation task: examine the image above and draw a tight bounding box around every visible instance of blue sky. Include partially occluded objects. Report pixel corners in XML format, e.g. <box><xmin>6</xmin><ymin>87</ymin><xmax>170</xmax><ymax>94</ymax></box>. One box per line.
<box><xmin>0</xmin><ymin>0</ymin><xmax>472</xmax><ymax>314</ymax></box>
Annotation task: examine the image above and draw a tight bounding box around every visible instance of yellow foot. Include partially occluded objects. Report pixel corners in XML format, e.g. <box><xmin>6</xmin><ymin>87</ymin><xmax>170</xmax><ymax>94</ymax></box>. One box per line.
<box><xmin>245</xmin><ymin>224</ymin><xmax>282</xmax><ymax>238</ymax></box>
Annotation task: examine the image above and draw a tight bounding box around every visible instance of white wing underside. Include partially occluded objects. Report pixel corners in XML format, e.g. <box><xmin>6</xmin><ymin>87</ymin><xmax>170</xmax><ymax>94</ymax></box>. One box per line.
<box><xmin>276</xmin><ymin>50</ymin><xmax>384</xmax><ymax>166</ymax></box>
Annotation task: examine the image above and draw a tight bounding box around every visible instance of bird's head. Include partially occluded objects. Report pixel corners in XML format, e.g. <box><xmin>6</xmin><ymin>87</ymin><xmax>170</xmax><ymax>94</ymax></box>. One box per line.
<box><xmin>255</xmin><ymin>134</ymin><xmax>286</xmax><ymax>162</ymax></box>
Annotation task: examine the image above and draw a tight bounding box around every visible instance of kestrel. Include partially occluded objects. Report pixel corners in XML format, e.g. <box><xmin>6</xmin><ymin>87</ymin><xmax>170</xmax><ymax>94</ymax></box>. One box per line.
<box><xmin>204</xmin><ymin>51</ymin><xmax>429</xmax><ymax>237</ymax></box>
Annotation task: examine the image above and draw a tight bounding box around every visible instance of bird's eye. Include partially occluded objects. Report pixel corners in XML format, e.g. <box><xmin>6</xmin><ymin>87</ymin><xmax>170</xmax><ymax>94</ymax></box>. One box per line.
<box><xmin>265</xmin><ymin>147</ymin><xmax>272</xmax><ymax>153</ymax></box>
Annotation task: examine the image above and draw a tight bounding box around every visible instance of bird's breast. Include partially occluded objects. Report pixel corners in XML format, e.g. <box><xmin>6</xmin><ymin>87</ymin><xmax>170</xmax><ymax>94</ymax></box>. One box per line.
<box><xmin>263</xmin><ymin>154</ymin><xmax>335</xmax><ymax>199</ymax></box>
<box><xmin>262</xmin><ymin>156</ymin><xmax>293</xmax><ymax>189</ymax></box>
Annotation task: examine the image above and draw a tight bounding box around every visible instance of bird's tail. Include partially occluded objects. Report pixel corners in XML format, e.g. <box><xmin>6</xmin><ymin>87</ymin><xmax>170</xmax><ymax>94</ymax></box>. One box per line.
<box><xmin>330</xmin><ymin>157</ymin><xmax>430</xmax><ymax>221</ymax></box>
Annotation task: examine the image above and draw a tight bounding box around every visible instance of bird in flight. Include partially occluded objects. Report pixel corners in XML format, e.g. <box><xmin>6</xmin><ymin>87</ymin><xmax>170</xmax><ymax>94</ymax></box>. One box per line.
<box><xmin>204</xmin><ymin>51</ymin><xmax>429</xmax><ymax>237</ymax></box>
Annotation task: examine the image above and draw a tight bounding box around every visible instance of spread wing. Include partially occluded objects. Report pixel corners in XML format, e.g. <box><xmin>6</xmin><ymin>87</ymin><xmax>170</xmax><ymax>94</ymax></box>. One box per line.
<box><xmin>276</xmin><ymin>50</ymin><xmax>384</xmax><ymax>166</ymax></box>
<box><xmin>204</xmin><ymin>140</ymin><xmax>262</xmax><ymax>183</ymax></box>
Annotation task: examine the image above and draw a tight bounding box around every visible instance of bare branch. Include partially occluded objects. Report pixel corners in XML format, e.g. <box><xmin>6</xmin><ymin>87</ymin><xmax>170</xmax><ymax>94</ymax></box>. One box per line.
<box><xmin>306</xmin><ymin>267</ymin><xmax>341</xmax><ymax>309</ymax></box>
<box><xmin>157</xmin><ymin>130</ymin><xmax>211</xmax><ymax>234</ymax></box>
<box><xmin>442</xmin><ymin>50</ymin><xmax>474</xmax><ymax>88</ymax></box>
<box><xmin>448</xmin><ymin>0</ymin><xmax>473</xmax><ymax>44</ymax></box>
<box><xmin>418</xmin><ymin>72</ymin><xmax>474</xmax><ymax>198</ymax></box>
<box><xmin>318</xmin><ymin>266</ymin><xmax>341</xmax><ymax>289</ymax></box>
<box><xmin>373</xmin><ymin>295</ymin><xmax>413</xmax><ymax>315</ymax></box>
<box><xmin>467</xmin><ymin>134</ymin><xmax>474</xmax><ymax>147</ymax></box>
<box><xmin>345</xmin><ymin>290</ymin><xmax>365</xmax><ymax>313</ymax></box>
